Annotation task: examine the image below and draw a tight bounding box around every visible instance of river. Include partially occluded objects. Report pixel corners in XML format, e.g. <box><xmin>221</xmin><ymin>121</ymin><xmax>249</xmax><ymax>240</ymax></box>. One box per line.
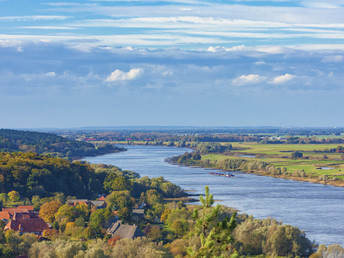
<box><xmin>83</xmin><ymin>144</ymin><xmax>344</xmax><ymax>246</ymax></box>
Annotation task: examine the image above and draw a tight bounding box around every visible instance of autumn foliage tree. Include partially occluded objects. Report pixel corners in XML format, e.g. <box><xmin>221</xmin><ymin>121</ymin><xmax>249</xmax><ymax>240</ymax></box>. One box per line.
<box><xmin>7</xmin><ymin>191</ymin><xmax>20</xmax><ymax>202</ymax></box>
<box><xmin>39</xmin><ymin>200</ymin><xmax>62</xmax><ymax>223</ymax></box>
<box><xmin>160</xmin><ymin>208</ymin><xmax>171</xmax><ymax>222</ymax></box>
<box><xmin>42</xmin><ymin>229</ymin><xmax>59</xmax><ymax>240</ymax></box>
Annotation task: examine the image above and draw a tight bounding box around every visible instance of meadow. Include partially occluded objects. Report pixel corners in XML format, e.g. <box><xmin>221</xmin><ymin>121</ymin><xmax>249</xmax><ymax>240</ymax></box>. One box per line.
<box><xmin>203</xmin><ymin>143</ymin><xmax>344</xmax><ymax>180</ymax></box>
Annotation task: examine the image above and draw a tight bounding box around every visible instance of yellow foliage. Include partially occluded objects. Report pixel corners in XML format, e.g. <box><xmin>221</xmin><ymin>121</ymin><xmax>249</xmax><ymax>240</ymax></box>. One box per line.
<box><xmin>8</xmin><ymin>190</ymin><xmax>20</xmax><ymax>202</ymax></box>
<box><xmin>160</xmin><ymin>208</ymin><xmax>171</xmax><ymax>222</ymax></box>
<box><xmin>39</xmin><ymin>200</ymin><xmax>62</xmax><ymax>223</ymax></box>
<box><xmin>43</xmin><ymin>229</ymin><xmax>59</xmax><ymax>240</ymax></box>
<box><xmin>65</xmin><ymin>222</ymin><xmax>76</xmax><ymax>231</ymax></box>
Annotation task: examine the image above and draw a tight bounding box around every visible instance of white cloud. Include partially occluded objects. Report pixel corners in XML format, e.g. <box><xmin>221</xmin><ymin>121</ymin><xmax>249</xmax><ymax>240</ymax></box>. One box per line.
<box><xmin>301</xmin><ymin>1</ymin><xmax>341</xmax><ymax>9</ymax></box>
<box><xmin>20</xmin><ymin>26</ymin><xmax>77</xmax><ymax>30</ymax></box>
<box><xmin>322</xmin><ymin>55</ymin><xmax>343</xmax><ymax>63</ymax></box>
<box><xmin>255</xmin><ymin>61</ymin><xmax>265</xmax><ymax>65</ymax></box>
<box><xmin>208</xmin><ymin>45</ymin><xmax>248</xmax><ymax>52</ymax></box>
<box><xmin>106</xmin><ymin>68</ymin><xmax>143</xmax><ymax>82</ymax></box>
<box><xmin>43</xmin><ymin>3</ymin><xmax>81</xmax><ymax>7</ymax></box>
<box><xmin>90</xmin><ymin>0</ymin><xmax>204</xmax><ymax>4</ymax></box>
<box><xmin>271</xmin><ymin>73</ymin><xmax>295</xmax><ymax>84</ymax></box>
<box><xmin>207</xmin><ymin>46</ymin><xmax>226</xmax><ymax>52</ymax></box>
<box><xmin>0</xmin><ymin>16</ymin><xmax>68</xmax><ymax>21</ymax></box>
<box><xmin>44</xmin><ymin>72</ymin><xmax>56</xmax><ymax>77</ymax></box>
<box><xmin>255</xmin><ymin>46</ymin><xmax>287</xmax><ymax>54</ymax></box>
<box><xmin>0</xmin><ymin>39</ymin><xmax>23</xmax><ymax>48</ymax></box>
<box><xmin>225</xmin><ymin>45</ymin><xmax>247</xmax><ymax>52</ymax></box>
<box><xmin>232</xmin><ymin>74</ymin><xmax>266</xmax><ymax>86</ymax></box>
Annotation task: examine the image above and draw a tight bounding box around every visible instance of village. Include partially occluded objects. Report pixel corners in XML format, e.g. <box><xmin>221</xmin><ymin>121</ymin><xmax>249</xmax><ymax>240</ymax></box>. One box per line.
<box><xmin>0</xmin><ymin>196</ymin><xmax>148</xmax><ymax>243</ymax></box>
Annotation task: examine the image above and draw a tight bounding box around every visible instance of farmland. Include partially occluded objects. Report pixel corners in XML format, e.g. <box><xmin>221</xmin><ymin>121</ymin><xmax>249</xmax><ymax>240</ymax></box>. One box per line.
<box><xmin>201</xmin><ymin>143</ymin><xmax>344</xmax><ymax>184</ymax></box>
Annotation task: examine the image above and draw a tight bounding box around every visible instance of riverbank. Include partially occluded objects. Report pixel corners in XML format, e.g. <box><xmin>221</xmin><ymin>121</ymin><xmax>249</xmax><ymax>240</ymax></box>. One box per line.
<box><xmin>89</xmin><ymin>140</ymin><xmax>344</xmax><ymax>187</ymax></box>
<box><xmin>82</xmin><ymin>144</ymin><xmax>344</xmax><ymax>246</ymax></box>
<box><xmin>73</xmin><ymin>146</ymin><xmax>127</xmax><ymax>160</ymax></box>
<box><xmin>171</xmin><ymin>155</ymin><xmax>344</xmax><ymax>188</ymax></box>
<box><xmin>98</xmin><ymin>140</ymin><xmax>344</xmax><ymax>187</ymax></box>
<box><xmin>167</xmin><ymin>143</ymin><xmax>344</xmax><ymax>188</ymax></box>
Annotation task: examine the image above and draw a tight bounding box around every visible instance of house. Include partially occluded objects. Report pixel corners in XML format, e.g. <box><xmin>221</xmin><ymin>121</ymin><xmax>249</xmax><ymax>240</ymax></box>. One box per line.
<box><xmin>0</xmin><ymin>211</ymin><xmax>11</xmax><ymax>221</ymax></box>
<box><xmin>67</xmin><ymin>199</ymin><xmax>106</xmax><ymax>209</ymax></box>
<box><xmin>98</xmin><ymin>195</ymin><xmax>106</xmax><ymax>201</ymax></box>
<box><xmin>2</xmin><ymin>206</ymin><xmax>34</xmax><ymax>211</ymax></box>
<box><xmin>0</xmin><ymin>206</ymin><xmax>37</xmax><ymax>223</ymax></box>
<box><xmin>4</xmin><ymin>212</ymin><xmax>49</xmax><ymax>236</ymax></box>
<box><xmin>107</xmin><ymin>220</ymin><xmax>145</xmax><ymax>239</ymax></box>
<box><xmin>90</xmin><ymin>200</ymin><xmax>107</xmax><ymax>209</ymax></box>
<box><xmin>132</xmin><ymin>208</ymin><xmax>144</xmax><ymax>222</ymax></box>
<box><xmin>67</xmin><ymin>199</ymin><xmax>89</xmax><ymax>206</ymax></box>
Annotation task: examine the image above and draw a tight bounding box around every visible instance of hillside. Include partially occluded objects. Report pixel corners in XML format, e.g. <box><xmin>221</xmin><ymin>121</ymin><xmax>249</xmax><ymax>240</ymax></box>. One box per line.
<box><xmin>0</xmin><ymin>129</ymin><xmax>125</xmax><ymax>158</ymax></box>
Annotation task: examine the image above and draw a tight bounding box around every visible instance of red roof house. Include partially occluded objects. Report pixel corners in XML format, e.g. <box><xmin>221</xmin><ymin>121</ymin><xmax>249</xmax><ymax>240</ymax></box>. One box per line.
<box><xmin>98</xmin><ymin>195</ymin><xmax>106</xmax><ymax>201</ymax></box>
<box><xmin>2</xmin><ymin>206</ymin><xmax>34</xmax><ymax>211</ymax></box>
<box><xmin>0</xmin><ymin>206</ymin><xmax>36</xmax><ymax>222</ymax></box>
<box><xmin>4</xmin><ymin>212</ymin><xmax>49</xmax><ymax>236</ymax></box>
<box><xmin>67</xmin><ymin>199</ymin><xmax>106</xmax><ymax>209</ymax></box>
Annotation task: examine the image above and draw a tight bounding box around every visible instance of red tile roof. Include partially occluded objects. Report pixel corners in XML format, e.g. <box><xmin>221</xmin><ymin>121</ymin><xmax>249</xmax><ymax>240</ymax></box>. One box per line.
<box><xmin>0</xmin><ymin>211</ymin><xmax>11</xmax><ymax>220</ymax></box>
<box><xmin>4</xmin><ymin>212</ymin><xmax>49</xmax><ymax>235</ymax></box>
<box><xmin>2</xmin><ymin>206</ymin><xmax>34</xmax><ymax>211</ymax></box>
<box><xmin>0</xmin><ymin>206</ymin><xmax>37</xmax><ymax>221</ymax></box>
<box><xmin>98</xmin><ymin>195</ymin><xmax>106</xmax><ymax>201</ymax></box>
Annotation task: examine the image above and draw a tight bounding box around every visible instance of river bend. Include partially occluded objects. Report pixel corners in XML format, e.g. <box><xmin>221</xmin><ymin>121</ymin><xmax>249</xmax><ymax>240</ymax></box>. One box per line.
<box><xmin>83</xmin><ymin>145</ymin><xmax>344</xmax><ymax>246</ymax></box>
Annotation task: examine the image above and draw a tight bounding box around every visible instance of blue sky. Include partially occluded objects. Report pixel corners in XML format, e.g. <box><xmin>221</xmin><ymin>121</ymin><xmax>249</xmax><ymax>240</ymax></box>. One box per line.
<box><xmin>1</xmin><ymin>0</ymin><xmax>344</xmax><ymax>128</ymax></box>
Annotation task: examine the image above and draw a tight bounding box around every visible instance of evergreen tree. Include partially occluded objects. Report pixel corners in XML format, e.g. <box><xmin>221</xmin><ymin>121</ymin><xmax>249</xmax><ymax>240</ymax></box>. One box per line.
<box><xmin>190</xmin><ymin>186</ymin><xmax>237</xmax><ymax>257</ymax></box>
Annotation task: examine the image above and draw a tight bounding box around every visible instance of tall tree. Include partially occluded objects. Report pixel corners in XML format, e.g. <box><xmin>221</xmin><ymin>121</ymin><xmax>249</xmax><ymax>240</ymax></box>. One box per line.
<box><xmin>191</xmin><ymin>186</ymin><xmax>237</xmax><ymax>257</ymax></box>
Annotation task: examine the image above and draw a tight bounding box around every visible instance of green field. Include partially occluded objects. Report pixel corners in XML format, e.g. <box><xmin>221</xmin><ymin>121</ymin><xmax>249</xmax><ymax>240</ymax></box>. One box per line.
<box><xmin>203</xmin><ymin>143</ymin><xmax>344</xmax><ymax>179</ymax></box>
<box><xmin>101</xmin><ymin>140</ymin><xmax>344</xmax><ymax>182</ymax></box>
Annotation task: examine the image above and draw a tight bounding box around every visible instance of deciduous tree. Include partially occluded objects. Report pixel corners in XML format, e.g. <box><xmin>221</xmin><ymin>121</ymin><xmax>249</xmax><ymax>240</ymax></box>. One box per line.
<box><xmin>39</xmin><ymin>200</ymin><xmax>62</xmax><ymax>223</ymax></box>
<box><xmin>8</xmin><ymin>191</ymin><xmax>20</xmax><ymax>202</ymax></box>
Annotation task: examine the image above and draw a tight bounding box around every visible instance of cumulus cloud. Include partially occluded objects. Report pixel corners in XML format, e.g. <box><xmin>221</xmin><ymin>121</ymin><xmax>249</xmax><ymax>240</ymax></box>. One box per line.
<box><xmin>225</xmin><ymin>45</ymin><xmax>247</xmax><ymax>52</ymax></box>
<box><xmin>208</xmin><ymin>45</ymin><xmax>247</xmax><ymax>52</ymax></box>
<box><xmin>207</xmin><ymin>46</ymin><xmax>223</xmax><ymax>52</ymax></box>
<box><xmin>44</xmin><ymin>72</ymin><xmax>56</xmax><ymax>77</ymax></box>
<box><xmin>232</xmin><ymin>74</ymin><xmax>266</xmax><ymax>86</ymax></box>
<box><xmin>271</xmin><ymin>73</ymin><xmax>295</xmax><ymax>84</ymax></box>
<box><xmin>106</xmin><ymin>68</ymin><xmax>143</xmax><ymax>82</ymax></box>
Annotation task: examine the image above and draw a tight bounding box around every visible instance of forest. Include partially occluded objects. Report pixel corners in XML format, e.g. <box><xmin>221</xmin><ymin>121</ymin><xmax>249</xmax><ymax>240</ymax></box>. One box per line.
<box><xmin>0</xmin><ymin>152</ymin><xmax>185</xmax><ymax>201</ymax></box>
<box><xmin>74</xmin><ymin>130</ymin><xmax>344</xmax><ymax>145</ymax></box>
<box><xmin>0</xmin><ymin>129</ymin><xmax>125</xmax><ymax>158</ymax></box>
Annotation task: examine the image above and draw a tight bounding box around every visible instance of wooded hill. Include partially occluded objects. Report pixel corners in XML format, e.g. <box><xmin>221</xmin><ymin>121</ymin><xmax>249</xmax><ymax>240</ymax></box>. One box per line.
<box><xmin>0</xmin><ymin>152</ymin><xmax>186</xmax><ymax>200</ymax></box>
<box><xmin>0</xmin><ymin>129</ymin><xmax>124</xmax><ymax>158</ymax></box>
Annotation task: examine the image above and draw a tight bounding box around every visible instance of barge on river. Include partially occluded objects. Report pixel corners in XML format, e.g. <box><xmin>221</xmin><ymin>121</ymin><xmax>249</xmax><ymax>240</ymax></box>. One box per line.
<box><xmin>209</xmin><ymin>172</ymin><xmax>234</xmax><ymax>177</ymax></box>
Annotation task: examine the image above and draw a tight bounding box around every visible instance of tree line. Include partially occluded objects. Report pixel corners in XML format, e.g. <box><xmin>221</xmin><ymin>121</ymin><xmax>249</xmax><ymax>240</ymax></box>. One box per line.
<box><xmin>0</xmin><ymin>152</ymin><xmax>186</xmax><ymax>203</ymax></box>
<box><xmin>0</xmin><ymin>129</ymin><xmax>125</xmax><ymax>158</ymax></box>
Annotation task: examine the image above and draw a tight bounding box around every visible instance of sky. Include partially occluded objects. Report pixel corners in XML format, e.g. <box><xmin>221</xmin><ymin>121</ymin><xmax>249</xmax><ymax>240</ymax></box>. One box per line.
<box><xmin>1</xmin><ymin>0</ymin><xmax>344</xmax><ymax>128</ymax></box>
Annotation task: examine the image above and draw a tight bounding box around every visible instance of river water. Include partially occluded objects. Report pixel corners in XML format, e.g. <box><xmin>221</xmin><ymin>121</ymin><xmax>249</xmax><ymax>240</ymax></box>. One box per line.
<box><xmin>83</xmin><ymin>145</ymin><xmax>344</xmax><ymax>246</ymax></box>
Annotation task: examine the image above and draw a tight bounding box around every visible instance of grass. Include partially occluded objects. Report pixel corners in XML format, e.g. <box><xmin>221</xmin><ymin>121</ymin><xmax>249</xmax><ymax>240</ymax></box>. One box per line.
<box><xmin>202</xmin><ymin>143</ymin><xmax>344</xmax><ymax>178</ymax></box>
<box><xmin>229</xmin><ymin>142</ymin><xmax>344</xmax><ymax>159</ymax></box>
<box><xmin>97</xmin><ymin>139</ymin><xmax>344</xmax><ymax>185</ymax></box>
